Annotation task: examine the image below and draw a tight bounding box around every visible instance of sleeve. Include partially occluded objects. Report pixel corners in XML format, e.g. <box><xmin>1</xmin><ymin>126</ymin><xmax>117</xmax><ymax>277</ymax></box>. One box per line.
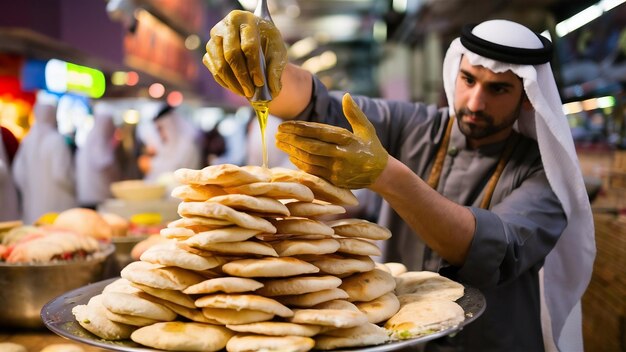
<box><xmin>293</xmin><ymin>76</ymin><xmax>442</xmax><ymax>157</ymax></box>
<box><xmin>455</xmin><ymin>169</ymin><xmax>566</xmax><ymax>288</ymax></box>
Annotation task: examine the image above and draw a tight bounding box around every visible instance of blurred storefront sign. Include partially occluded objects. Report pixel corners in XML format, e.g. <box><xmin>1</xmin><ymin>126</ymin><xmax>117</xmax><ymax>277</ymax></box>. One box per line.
<box><xmin>21</xmin><ymin>59</ymin><xmax>106</xmax><ymax>99</ymax></box>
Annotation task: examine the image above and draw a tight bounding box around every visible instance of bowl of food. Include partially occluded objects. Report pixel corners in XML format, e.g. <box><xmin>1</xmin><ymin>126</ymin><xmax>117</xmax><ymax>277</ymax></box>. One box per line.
<box><xmin>110</xmin><ymin>180</ymin><xmax>166</xmax><ymax>202</ymax></box>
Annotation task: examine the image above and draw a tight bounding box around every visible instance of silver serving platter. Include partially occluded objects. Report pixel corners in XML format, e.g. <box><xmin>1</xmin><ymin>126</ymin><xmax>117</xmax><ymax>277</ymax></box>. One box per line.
<box><xmin>42</xmin><ymin>278</ymin><xmax>485</xmax><ymax>352</ymax></box>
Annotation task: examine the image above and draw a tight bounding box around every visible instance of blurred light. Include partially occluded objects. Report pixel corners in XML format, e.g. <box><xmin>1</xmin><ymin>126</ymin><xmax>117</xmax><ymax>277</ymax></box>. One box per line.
<box><xmin>148</xmin><ymin>83</ymin><xmax>165</xmax><ymax>98</ymax></box>
<box><xmin>597</xmin><ymin>95</ymin><xmax>616</xmax><ymax>108</ymax></box>
<box><xmin>123</xmin><ymin>109</ymin><xmax>140</xmax><ymax>124</ymax></box>
<box><xmin>185</xmin><ymin>34</ymin><xmax>201</xmax><ymax>50</ymax></box>
<box><xmin>373</xmin><ymin>20</ymin><xmax>387</xmax><ymax>43</ymax></box>
<box><xmin>285</xmin><ymin>4</ymin><xmax>300</xmax><ymax>18</ymax></box>
<box><xmin>289</xmin><ymin>37</ymin><xmax>318</xmax><ymax>59</ymax></box>
<box><xmin>555</xmin><ymin>0</ymin><xmax>626</xmax><ymax>37</ymax></box>
<box><xmin>563</xmin><ymin>101</ymin><xmax>583</xmax><ymax>115</ymax></box>
<box><xmin>45</xmin><ymin>59</ymin><xmax>67</xmax><ymax>93</ymax></box>
<box><xmin>126</xmin><ymin>71</ymin><xmax>139</xmax><ymax>86</ymax></box>
<box><xmin>582</xmin><ymin>98</ymin><xmax>598</xmax><ymax>111</ymax></box>
<box><xmin>393</xmin><ymin>0</ymin><xmax>408</xmax><ymax>12</ymax></box>
<box><xmin>301</xmin><ymin>51</ymin><xmax>337</xmax><ymax>74</ymax></box>
<box><xmin>111</xmin><ymin>71</ymin><xmax>127</xmax><ymax>86</ymax></box>
<box><xmin>167</xmin><ymin>90</ymin><xmax>184</xmax><ymax>106</ymax></box>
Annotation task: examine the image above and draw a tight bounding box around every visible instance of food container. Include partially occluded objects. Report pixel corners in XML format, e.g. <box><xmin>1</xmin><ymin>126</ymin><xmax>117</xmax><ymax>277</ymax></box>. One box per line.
<box><xmin>0</xmin><ymin>244</ymin><xmax>115</xmax><ymax>329</ymax></box>
<box><xmin>110</xmin><ymin>180</ymin><xmax>166</xmax><ymax>201</ymax></box>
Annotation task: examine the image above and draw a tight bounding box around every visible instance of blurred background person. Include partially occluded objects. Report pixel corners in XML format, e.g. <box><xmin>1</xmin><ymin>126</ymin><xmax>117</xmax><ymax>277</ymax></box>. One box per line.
<box><xmin>75</xmin><ymin>101</ymin><xmax>122</xmax><ymax>209</ymax></box>
<box><xmin>143</xmin><ymin>104</ymin><xmax>202</xmax><ymax>182</ymax></box>
<box><xmin>12</xmin><ymin>94</ymin><xmax>77</xmax><ymax>224</ymax></box>
<box><xmin>0</xmin><ymin>125</ymin><xmax>20</xmax><ymax>221</ymax></box>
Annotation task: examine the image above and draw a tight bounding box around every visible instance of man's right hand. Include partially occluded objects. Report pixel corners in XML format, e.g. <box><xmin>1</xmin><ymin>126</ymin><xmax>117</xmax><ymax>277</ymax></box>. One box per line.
<box><xmin>203</xmin><ymin>10</ymin><xmax>287</xmax><ymax>100</ymax></box>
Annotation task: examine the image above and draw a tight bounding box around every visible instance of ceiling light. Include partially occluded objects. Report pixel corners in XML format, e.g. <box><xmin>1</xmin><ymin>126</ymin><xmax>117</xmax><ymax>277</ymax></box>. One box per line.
<box><xmin>289</xmin><ymin>37</ymin><xmax>318</xmax><ymax>59</ymax></box>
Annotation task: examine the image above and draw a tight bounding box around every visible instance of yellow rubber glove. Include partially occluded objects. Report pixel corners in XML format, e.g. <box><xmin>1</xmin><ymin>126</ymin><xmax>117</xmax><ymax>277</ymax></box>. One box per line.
<box><xmin>275</xmin><ymin>93</ymin><xmax>388</xmax><ymax>189</ymax></box>
<box><xmin>203</xmin><ymin>10</ymin><xmax>287</xmax><ymax>99</ymax></box>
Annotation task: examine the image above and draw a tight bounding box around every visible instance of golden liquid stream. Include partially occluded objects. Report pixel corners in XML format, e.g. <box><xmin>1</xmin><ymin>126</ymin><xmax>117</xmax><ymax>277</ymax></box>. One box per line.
<box><xmin>250</xmin><ymin>100</ymin><xmax>270</xmax><ymax>169</ymax></box>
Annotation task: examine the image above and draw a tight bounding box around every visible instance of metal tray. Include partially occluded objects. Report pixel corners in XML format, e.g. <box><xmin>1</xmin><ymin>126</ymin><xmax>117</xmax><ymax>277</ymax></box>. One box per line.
<box><xmin>42</xmin><ymin>278</ymin><xmax>485</xmax><ymax>352</ymax></box>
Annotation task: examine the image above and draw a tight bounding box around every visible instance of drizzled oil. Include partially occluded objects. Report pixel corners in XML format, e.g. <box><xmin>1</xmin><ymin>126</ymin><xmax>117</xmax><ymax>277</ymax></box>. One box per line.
<box><xmin>250</xmin><ymin>100</ymin><xmax>270</xmax><ymax>168</ymax></box>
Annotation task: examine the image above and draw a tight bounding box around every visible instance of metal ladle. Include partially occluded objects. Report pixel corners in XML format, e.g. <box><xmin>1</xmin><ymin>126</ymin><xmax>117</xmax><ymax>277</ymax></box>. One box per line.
<box><xmin>250</xmin><ymin>0</ymin><xmax>273</xmax><ymax>102</ymax></box>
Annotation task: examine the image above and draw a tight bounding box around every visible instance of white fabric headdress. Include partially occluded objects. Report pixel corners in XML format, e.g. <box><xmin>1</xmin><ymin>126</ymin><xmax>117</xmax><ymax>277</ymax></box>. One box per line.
<box><xmin>442</xmin><ymin>20</ymin><xmax>595</xmax><ymax>351</ymax></box>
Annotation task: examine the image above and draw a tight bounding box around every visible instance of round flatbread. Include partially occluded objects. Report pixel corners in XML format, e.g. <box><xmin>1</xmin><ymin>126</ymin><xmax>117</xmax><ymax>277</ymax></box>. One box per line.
<box><xmin>225</xmin><ymin>181</ymin><xmax>315</xmax><ymax>201</ymax></box>
<box><xmin>271</xmin><ymin>218</ymin><xmax>334</xmax><ymax>237</ymax></box>
<box><xmin>174</xmin><ymin>164</ymin><xmax>270</xmax><ymax>187</ymax></box>
<box><xmin>201</xmin><ymin>308</ymin><xmax>274</xmax><ymax>325</ymax></box>
<box><xmin>184</xmin><ymin>277</ymin><xmax>264</xmax><ymax>295</ymax></box>
<box><xmin>385</xmin><ymin>262</ymin><xmax>408</xmax><ymax>276</ymax></box>
<box><xmin>71</xmin><ymin>295</ymin><xmax>134</xmax><ymax>340</ymax></box>
<box><xmin>312</xmin><ymin>299</ymin><xmax>360</xmax><ymax>312</ymax></box>
<box><xmin>385</xmin><ymin>299</ymin><xmax>465</xmax><ymax>339</ymax></box>
<box><xmin>306</xmin><ymin>254</ymin><xmax>375</xmax><ymax>277</ymax></box>
<box><xmin>226</xmin><ymin>334</ymin><xmax>315</xmax><ymax>352</ymax></box>
<box><xmin>170</xmin><ymin>184</ymin><xmax>227</xmax><ymax>201</ymax></box>
<box><xmin>288</xmin><ymin>309</ymin><xmax>368</xmax><ymax>328</ymax></box>
<box><xmin>207</xmin><ymin>194</ymin><xmax>289</xmax><ymax>217</ymax></box>
<box><xmin>167</xmin><ymin>216</ymin><xmax>232</xmax><ymax>230</ymax></box>
<box><xmin>182</xmin><ymin>226</ymin><xmax>263</xmax><ymax>245</ymax></box>
<box><xmin>104</xmin><ymin>309</ymin><xmax>159</xmax><ymax>327</ymax></box>
<box><xmin>159</xmin><ymin>300</ymin><xmax>218</xmax><ymax>324</ymax></box>
<box><xmin>354</xmin><ymin>292</ymin><xmax>400</xmax><ymax>324</ymax></box>
<box><xmin>225</xmin><ymin>322</ymin><xmax>322</xmax><ymax>337</ymax></box>
<box><xmin>277</xmin><ymin>288</ymin><xmax>349</xmax><ymax>307</ymax></box>
<box><xmin>285</xmin><ymin>201</ymin><xmax>346</xmax><ymax>218</ymax></box>
<box><xmin>325</xmin><ymin>218</ymin><xmax>392</xmax><ymax>240</ymax></box>
<box><xmin>222</xmin><ymin>257</ymin><xmax>320</xmax><ymax>278</ymax></box>
<box><xmin>256</xmin><ymin>275</ymin><xmax>342</xmax><ymax>297</ymax></box>
<box><xmin>120</xmin><ymin>261</ymin><xmax>206</xmax><ymax>291</ymax></box>
<box><xmin>140</xmin><ymin>241</ymin><xmax>225</xmax><ymax>271</ymax></box>
<box><xmin>340</xmin><ymin>269</ymin><xmax>396</xmax><ymax>302</ymax></box>
<box><xmin>160</xmin><ymin>227</ymin><xmax>196</xmax><ymax>240</ymax></box>
<box><xmin>314</xmin><ymin>323</ymin><xmax>390</xmax><ymax>350</ymax></box>
<box><xmin>131</xmin><ymin>322</ymin><xmax>234</xmax><ymax>352</ymax></box>
<box><xmin>101</xmin><ymin>291</ymin><xmax>176</xmax><ymax>321</ymax></box>
<box><xmin>188</xmin><ymin>240</ymin><xmax>279</xmax><ymax>257</ymax></box>
<box><xmin>130</xmin><ymin>282</ymin><xmax>196</xmax><ymax>308</ymax></box>
<box><xmin>395</xmin><ymin>271</ymin><xmax>464</xmax><ymax>301</ymax></box>
<box><xmin>335</xmin><ymin>238</ymin><xmax>382</xmax><ymax>256</ymax></box>
<box><xmin>102</xmin><ymin>278</ymin><xmax>142</xmax><ymax>295</ymax></box>
<box><xmin>195</xmin><ymin>294</ymin><xmax>293</xmax><ymax>317</ymax></box>
<box><xmin>178</xmin><ymin>202</ymin><xmax>276</xmax><ymax>233</ymax></box>
<box><xmin>271</xmin><ymin>238</ymin><xmax>340</xmax><ymax>257</ymax></box>
<box><xmin>270</xmin><ymin>167</ymin><xmax>358</xmax><ymax>206</ymax></box>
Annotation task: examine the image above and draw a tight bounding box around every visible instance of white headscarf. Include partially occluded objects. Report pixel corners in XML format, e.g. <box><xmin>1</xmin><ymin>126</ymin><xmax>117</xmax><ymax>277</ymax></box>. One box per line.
<box><xmin>442</xmin><ymin>20</ymin><xmax>595</xmax><ymax>351</ymax></box>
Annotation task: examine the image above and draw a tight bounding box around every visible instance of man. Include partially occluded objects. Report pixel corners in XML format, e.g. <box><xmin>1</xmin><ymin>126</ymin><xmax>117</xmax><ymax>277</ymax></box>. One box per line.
<box><xmin>204</xmin><ymin>13</ymin><xmax>595</xmax><ymax>351</ymax></box>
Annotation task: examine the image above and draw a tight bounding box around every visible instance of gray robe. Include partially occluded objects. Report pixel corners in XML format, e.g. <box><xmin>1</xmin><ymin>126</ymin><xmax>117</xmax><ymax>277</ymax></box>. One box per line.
<box><xmin>295</xmin><ymin>77</ymin><xmax>567</xmax><ymax>351</ymax></box>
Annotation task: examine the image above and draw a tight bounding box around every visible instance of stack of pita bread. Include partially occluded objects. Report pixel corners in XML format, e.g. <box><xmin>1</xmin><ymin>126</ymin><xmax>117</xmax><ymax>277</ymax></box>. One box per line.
<box><xmin>72</xmin><ymin>164</ymin><xmax>467</xmax><ymax>351</ymax></box>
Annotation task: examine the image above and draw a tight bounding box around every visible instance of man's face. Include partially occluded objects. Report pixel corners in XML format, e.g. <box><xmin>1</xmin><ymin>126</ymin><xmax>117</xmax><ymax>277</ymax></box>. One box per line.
<box><xmin>454</xmin><ymin>56</ymin><xmax>526</xmax><ymax>147</ymax></box>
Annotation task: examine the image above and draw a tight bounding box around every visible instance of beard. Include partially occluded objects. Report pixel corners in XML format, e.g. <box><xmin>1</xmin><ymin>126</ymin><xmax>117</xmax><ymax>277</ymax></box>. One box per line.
<box><xmin>455</xmin><ymin>102</ymin><xmax>521</xmax><ymax>140</ymax></box>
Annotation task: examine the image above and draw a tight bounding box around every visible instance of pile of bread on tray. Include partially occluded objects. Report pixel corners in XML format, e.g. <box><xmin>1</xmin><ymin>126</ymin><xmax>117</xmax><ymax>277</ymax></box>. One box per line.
<box><xmin>72</xmin><ymin>164</ymin><xmax>466</xmax><ymax>352</ymax></box>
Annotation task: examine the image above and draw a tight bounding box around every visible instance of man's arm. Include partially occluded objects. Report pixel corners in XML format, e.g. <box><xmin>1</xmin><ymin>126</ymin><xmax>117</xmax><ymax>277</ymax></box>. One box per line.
<box><xmin>268</xmin><ymin>64</ymin><xmax>313</xmax><ymax>119</ymax></box>
<box><xmin>370</xmin><ymin>156</ymin><xmax>475</xmax><ymax>266</ymax></box>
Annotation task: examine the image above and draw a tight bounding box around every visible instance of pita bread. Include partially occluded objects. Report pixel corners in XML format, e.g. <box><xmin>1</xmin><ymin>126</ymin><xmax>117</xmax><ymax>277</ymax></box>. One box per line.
<box><xmin>312</xmin><ymin>299</ymin><xmax>360</xmax><ymax>312</ymax></box>
<box><xmin>225</xmin><ymin>322</ymin><xmax>322</xmax><ymax>337</ymax></box>
<box><xmin>326</xmin><ymin>218</ymin><xmax>392</xmax><ymax>240</ymax></box>
<box><xmin>271</xmin><ymin>218</ymin><xmax>334</xmax><ymax>237</ymax></box>
<box><xmin>226</xmin><ymin>335</ymin><xmax>315</xmax><ymax>352</ymax></box>
<box><xmin>170</xmin><ymin>184</ymin><xmax>227</xmax><ymax>201</ymax></box>
<box><xmin>306</xmin><ymin>254</ymin><xmax>375</xmax><ymax>276</ymax></box>
<box><xmin>130</xmin><ymin>282</ymin><xmax>196</xmax><ymax>308</ymax></box>
<box><xmin>241</xmin><ymin>165</ymin><xmax>273</xmax><ymax>181</ymax></box>
<box><xmin>195</xmin><ymin>294</ymin><xmax>293</xmax><ymax>317</ymax></box>
<box><xmin>375</xmin><ymin>262</ymin><xmax>391</xmax><ymax>274</ymax></box>
<box><xmin>314</xmin><ymin>323</ymin><xmax>389</xmax><ymax>350</ymax></box>
<box><xmin>131</xmin><ymin>322</ymin><xmax>234</xmax><ymax>352</ymax></box>
<box><xmin>182</xmin><ymin>226</ymin><xmax>263</xmax><ymax>245</ymax></box>
<box><xmin>271</xmin><ymin>167</ymin><xmax>358</xmax><ymax>206</ymax></box>
<box><xmin>395</xmin><ymin>272</ymin><xmax>464</xmax><ymax>301</ymax></box>
<box><xmin>167</xmin><ymin>216</ymin><xmax>232</xmax><ymax>230</ymax></box>
<box><xmin>0</xmin><ymin>343</ymin><xmax>27</xmax><ymax>352</ymax></box>
<box><xmin>71</xmin><ymin>295</ymin><xmax>134</xmax><ymax>340</ymax></box>
<box><xmin>354</xmin><ymin>292</ymin><xmax>400</xmax><ymax>324</ymax></box>
<box><xmin>120</xmin><ymin>261</ymin><xmax>206</xmax><ymax>291</ymax></box>
<box><xmin>187</xmin><ymin>239</ymin><xmax>278</xmax><ymax>257</ymax></box>
<box><xmin>339</xmin><ymin>269</ymin><xmax>396</xmax><ymax>302</ymax></box>
<box><xmin>102</xmin><ymin>278</ymin><xmax>142</xmax><ymax>295</ymax></box>
<box><xmin>271</xmin><ymin>238</ymin><xmax>340</xmax><ymax>256</ymax></box>
<box><xmin>159</xmin><ymin>300</ymin><xmax>218</xmax><ymax>324</ymax></box>
<box><xmin>335</xmin><ymin>238</ymin><xmax>381</xmax><ymax>256</ymax></box>
<box><xmin>39</xmin><ymin>344</ymin><xmax>84</xmax><ymax>352</ymax></box>
<box><xmin>184</xmin><ymin>277</ymin><xmax>264</xmax><ymax>294</ymax></box>
<box><xmin>101</xmin><ymin>291</ymin><xmax>176</xmax><ymax>321</ymax></box>
<box><xmin>103</xmin><ymin>309</ymin><xmax>159</xmax><ymax>327</ymax></box>
<box><xmin>288</xmin><ymin>309</ymin><xmax>368</xmax><ymax>328</ymax></box>
<box><xmin>178</xmin><ymin>202</ymin><xmax>276</xmax><ymax>233</ymax></box>
<box><xmin>384</xmin><ymin>262</ymin><xmax>408</xmax><ymax>276</ymax></box>
<box><xmin>285</xmin><ymin>201</ymin><xmax>346</xmax><ymax>218</ymax></box>
<box><xmin>160</xmin><ymin>227</ymin><xmax>196</xmax><ymax>240</ymax></box>
<box><xmin>385</xmin><ymin>299</ymin><xmax>465</xmax><ymax>339</ymax></box>
<box><xmin>201</xmin><ymin>307</ymin><xmax>274</xmax><ymax>325</ymax></box>
<box><xmin>222</xmin><ymin>257</ymin><xmax>320</xmax><ymax>278</ymax></box>
<box><xmin>277</xmin><ymin>288</ymin><xmax>349</xmax><ymax>307</ymax></box>
<box><xmin>207</xmin><ymin>194</ymin><xmax>290</xmax><ymax>216</ymax></box>
<box><xmin>256</xmin><ymin>275</ymin><xmax>342</xmax><ymax>296</ymax></box>
<box><xmin>174</xmin><ymin>164</ymin><xmax>269</xmax><ymax>187</ymax></box>
<box><xmin>225</xmin><ymin>181</ymin><xmax>315</xmax><ymax>201</ymax></box>
<box><xmin>140</xmin><ymin>241</ymin><xmax>225</xmax><ymax>271</ymax></box>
